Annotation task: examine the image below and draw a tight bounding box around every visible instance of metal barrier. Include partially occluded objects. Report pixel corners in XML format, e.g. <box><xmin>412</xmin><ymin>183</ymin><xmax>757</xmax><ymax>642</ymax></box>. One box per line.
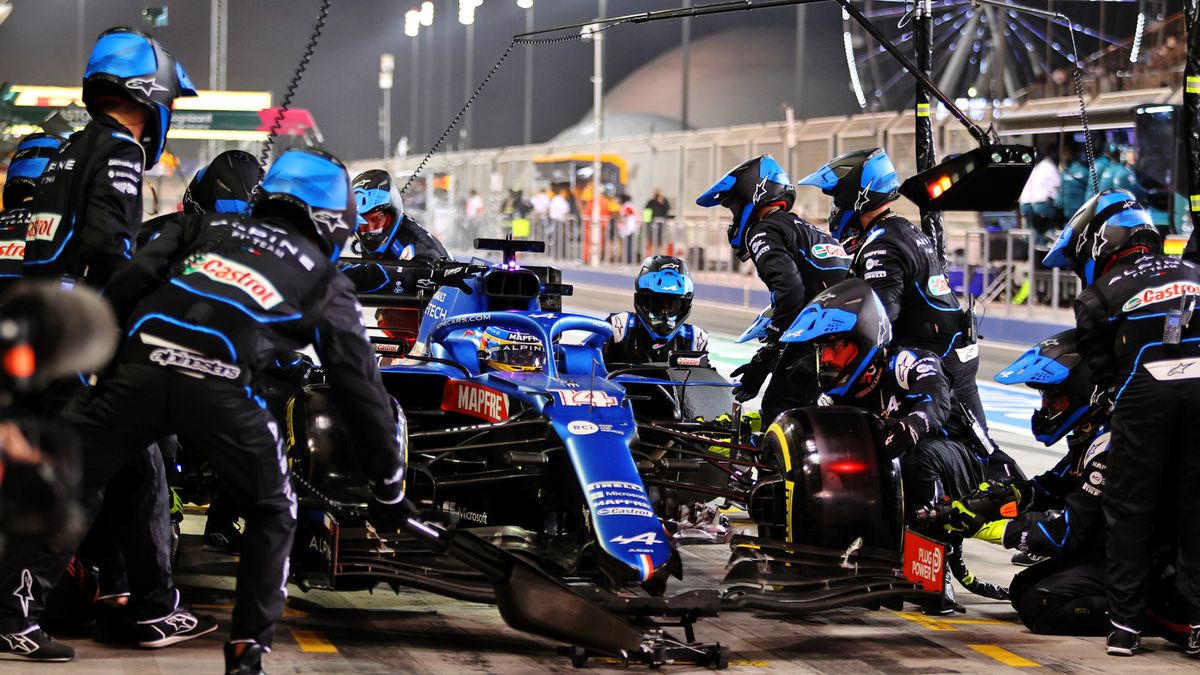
<box><xmin>959</xmin><ymin>228</ymin><xmax>1080</xmax><ymax>316</ymax></box>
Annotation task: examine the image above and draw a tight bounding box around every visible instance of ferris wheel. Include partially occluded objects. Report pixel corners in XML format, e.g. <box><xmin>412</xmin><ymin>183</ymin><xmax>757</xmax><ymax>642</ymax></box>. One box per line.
<box><xmin>843</xmin><ymin>0</ymin><xmax>1150</xmax><ymax>110</ymax></box>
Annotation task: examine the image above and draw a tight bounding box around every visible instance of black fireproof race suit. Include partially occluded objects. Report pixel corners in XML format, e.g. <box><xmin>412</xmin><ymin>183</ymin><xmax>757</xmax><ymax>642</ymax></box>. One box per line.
<box><xmin>602</xmin><ymin>312</ymin><xmax>709</xmax><ymax>366</ymax></box>
<box><xmin>0</xmin><ymin>213</ymin><xmax>407</xmax><ymax>649</ymax></box>
<box><xmin>848</xmin><ymin>211</ymin><xmax>1022</xmax><ymax>481</ymax></box>
<box><xmin>826</xmin><ymin>348</ymin><xmax>985</xmax><ymax>525</ymax></box>
<box><xmin>744</xmin><ymin>210</ymin><xmax>849</xmax><ymax>420</ymax></box>
<box><xmin>1006</xmin><ymin>429</ymin><xmax>1110</xmax><ymax>635</ymax></box>
<box><xmin>22</xmin><ymin>114</ymin><xmax>146</xmax><ymax>288</ymax></box>
<box><xmin>1074</xmin><ymin>250</ymin><xmax>1200</xmax><ymax>634</ymax></box>
<box><xmin>339</xmin><ymin>214</ymin><xmax>450</xmax><ymax>294</ymax></box>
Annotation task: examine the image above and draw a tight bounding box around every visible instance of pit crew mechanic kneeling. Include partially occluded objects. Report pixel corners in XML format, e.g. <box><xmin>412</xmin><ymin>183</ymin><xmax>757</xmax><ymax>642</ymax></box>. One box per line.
<box><xmin>797</xmin><ymin>149</ymin><xmax>1023</xmax><ymax>482</ymax></box>
<box><xmin>784</xmin><ymin>278</ymin><xmax>1006</xmax><ymax>599</ymax></box>
<box><xmin>6</xmin><ymin>148</ymin><xmax>408</xmax><ymax>674</ymax></box>
<box><xmin>1043</xmin><ymin>189</ymin><xmax>1200</xmax><ymax>658</ymax></box>
<box><xmin>984</xmin><ymin>329</ymin><xmax>1114</xmax><ymax>635</ymax></box>
<box><xmin>695</xmin><ymin>155</ymin><xmax>849</xmax><ymax>421</ymax></box>
<box><xmin>603</xmin><ymin>255</ymin><xmax>708</xmax><ymax>366</ymax></box>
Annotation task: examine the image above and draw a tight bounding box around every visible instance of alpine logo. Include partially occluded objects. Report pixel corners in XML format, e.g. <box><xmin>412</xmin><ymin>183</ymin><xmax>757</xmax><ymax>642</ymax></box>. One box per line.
<box><xmin>25</xmin><ymin>213</ymin><xmax>62</xmax><ymax>242</ymax></box>
<box><xmin>609</xmin><ymin>532</ymin><xmax>661</xmax><ymax>546</ymax></box>
<box><xmin>811</xmin><ymin>242</ymin><xmax>848</xmax><ymax>259</ymax></box>
<box><xmin>441</xmin><ymin>380</ymin><xmax>510</xmax><ymax>423</ymax></box>
<box><xmin>1121</xmin><ymin>281</ymin><xmax>1200</xmax><ymax>312</ymax></box>
<box><xmin>553</xmin><ymin>389</ymin><xmax>619</xmax><ymax>407</ymax></box>
<box><xmin>184</xmin><ymin>253</ymin><xmax>284</xmax><ymax>309</ymax></box>
<box><xmin>125</xmin><ymin>77</ymin><xmax>169</xmax><ymax>97</ymax></box>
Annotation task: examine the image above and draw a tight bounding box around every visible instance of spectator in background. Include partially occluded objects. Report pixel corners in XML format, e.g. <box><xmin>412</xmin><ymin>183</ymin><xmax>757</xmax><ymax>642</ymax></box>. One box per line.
<box><xmin>464</xmin><ymin>189</ymin><xmax>485</xmax><ymax>243</ymax></box>
<box><xmin>548</xmin><ymin>188</ymin><xmax>570</xmax><ymax>254</ymax></box>
<box><xmin>1019</xmin><ymin>144</ymin><xmax>1062</xmax><ymax>244</ymax></box>
<box><xmin>530</xmin><ymin>187</ymin><xmax>551</xmax><ymax>242</ymax></box>
<box><xmin>644</xmin><ymin>188</ymin><xmax>671</xmax><ymax>255</ymax></box>
<box><xmin>617</xmin><ymin>193</ymin><xmax>640</xmax><ymax>264</ymax></box>
<box><xmin>1092</xmin><ymin>140</ymin><xmax>1116</xmax><ymax>181</ymax></box>
<box><xmin>1058</xmin><ymin>143</ymin><xmax>1090</xmax><ymax>220</ymax></box>
<box><xmin>1099</xmin><ymin>147</ymin><xmax>1146</xmax><ymax>202</ymax></box>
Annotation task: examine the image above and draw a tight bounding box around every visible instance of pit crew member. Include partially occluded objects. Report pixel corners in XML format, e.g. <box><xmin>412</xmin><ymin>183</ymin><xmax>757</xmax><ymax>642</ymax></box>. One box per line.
<box><xmin>798</xmin><ymin>148</ymin><xmax>1023</xmax><ymax>481</ymax></box>
<box><xmin>603</xmin><ymin>255</ymin><xmax>708</xmax><ymax>366</ymax></box>
<box><xmin>1043</xmin><ymin>189</ymin><xmax>1200</xmax><ymax>658</ymax></box>
<box><xmin>0</xmin><ymin>133</ymin><xmax>62</xmax><ymax>289</ymax></box>
<box><xmin>696</xmin><ymin>155</ymin><xmax>849</xmax><ymax>422</ymax></box>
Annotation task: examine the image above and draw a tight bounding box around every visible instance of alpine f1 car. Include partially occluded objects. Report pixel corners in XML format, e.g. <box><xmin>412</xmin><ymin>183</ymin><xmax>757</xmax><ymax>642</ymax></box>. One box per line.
<box><xmin>282</xmin><ymin>239</ymin><xmax>950</xmax><ymax>666</ymax></box>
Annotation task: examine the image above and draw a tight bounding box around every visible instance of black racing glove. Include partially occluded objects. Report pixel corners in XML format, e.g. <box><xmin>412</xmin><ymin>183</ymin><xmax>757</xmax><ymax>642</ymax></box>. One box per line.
<box><xmin>882</xmin><ymin>418</ymin><xmax>917</xmax><ymax>459</ymax></box>
<box><xmin>425</xmin><ymin>264</ymin><xmax>480</xmax><ymax>294</ymax></box>
<box><xmin>730</xmin><ymin>346</ymin><xmax>780</xmax><ymax>402</ymax></box>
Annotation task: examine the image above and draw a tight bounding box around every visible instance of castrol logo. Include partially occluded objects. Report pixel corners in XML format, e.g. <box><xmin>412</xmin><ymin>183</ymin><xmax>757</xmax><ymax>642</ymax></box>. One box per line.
<box><xmin>184</xmin><ymin>253</ymin><xmax>283</xmax><ymax>309</ymax></box>
<box><xmin>0</xmin><ymin>241</ymin><xmax>25</xmax><ymax>260</ymax></box>
<box><xmin>1121</xmin><ymin>281</ymin><xmax>1200</xmax><ymax>313</ymax></box>
<box><xmin>25</xmin><ymin>213</ymin><xmax>62</xmax><ymax>242</ymax></box>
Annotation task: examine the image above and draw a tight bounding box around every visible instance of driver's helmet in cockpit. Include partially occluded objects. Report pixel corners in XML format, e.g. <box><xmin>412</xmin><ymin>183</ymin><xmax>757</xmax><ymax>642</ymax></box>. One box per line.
<box><xmin>480</xmin><ymin>326</ymin><xmax>545</xmax><ymax>373</ymax></box>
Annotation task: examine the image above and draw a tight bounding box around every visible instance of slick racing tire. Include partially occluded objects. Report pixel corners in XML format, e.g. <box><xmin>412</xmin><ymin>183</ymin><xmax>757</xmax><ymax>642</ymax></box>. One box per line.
<box><xmin>756</xmin><ymin>406</ymin><xmax>904</xmax><ymax>558</ymax></box>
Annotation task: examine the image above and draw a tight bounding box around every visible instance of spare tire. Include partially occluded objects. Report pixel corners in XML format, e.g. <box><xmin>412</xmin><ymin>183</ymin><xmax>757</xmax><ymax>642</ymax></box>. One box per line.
<box><xmin>756</xmin><ymin>406</ymin><xmax>904</xmax><ymax>560</ymax></box>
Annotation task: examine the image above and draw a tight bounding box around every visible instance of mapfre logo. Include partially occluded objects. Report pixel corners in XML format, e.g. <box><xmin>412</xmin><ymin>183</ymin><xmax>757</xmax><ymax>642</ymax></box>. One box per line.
<box><xmin>441</xmin><ymin>380</ymin><xmax>510</xmax><ymax>423</ymax></box>
<box><xmin>0</xmin><ymin>241</ymin><xmax>25</xmax><ymax>260</ymax></box>
<box><xmin>26</xmin><ymin>213</ymin><xmax>62</xmax><ymax>242</ymax></box>
<box><xmin>1122</xmin><ymin>281</ymin><xmax>1200</xmax><ymax>312</ymax></box>
<box><xmin>184</xmin><ymin>253</ymin><xmax>283</xmax><ymax>309</ymax></box>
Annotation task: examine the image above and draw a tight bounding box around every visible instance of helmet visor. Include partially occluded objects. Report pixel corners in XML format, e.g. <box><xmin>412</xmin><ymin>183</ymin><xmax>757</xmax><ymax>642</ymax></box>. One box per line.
<box><xmin>816</xmin><ymin>337</ymin><xmax>859</xmax><ymax>389</ymax></box>
<box><xmin>641</xmin><ymin>294</ymin><xmax>687</xmax><ymax>336</ymax></box>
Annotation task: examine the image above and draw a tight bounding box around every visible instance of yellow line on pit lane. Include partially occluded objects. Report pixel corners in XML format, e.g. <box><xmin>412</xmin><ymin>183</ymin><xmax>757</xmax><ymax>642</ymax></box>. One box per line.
<box><xmin>290</xmin><ymin>628</ymin><xmax>338</xmax><ymax>653</ymax></box>
<box><xmin>968</xmin><ymin>644</ymin><xmax>1040</xmax><ymax>667</ymax></box>
<box><xmin>893</xmin><ymin>611</ymin><xmax>1013</xmax><ymax>631</ymax></box>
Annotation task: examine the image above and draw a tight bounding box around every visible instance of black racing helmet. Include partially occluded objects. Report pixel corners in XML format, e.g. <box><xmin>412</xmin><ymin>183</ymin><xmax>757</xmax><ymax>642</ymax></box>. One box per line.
<box><xmin>3</xmin><ymin>133</ymin><xmax>63</xmax><ymax>209</ymax></box>
<box><xmin>634</xmin><ymin>255</ymin><xmax>695</xmax><ymax>341</ymax></box>
<box><xmin>351</xmin><ymin>169</ymin><xmax>405</xmax><ymax>255</ymax></box>
<box><xmin>82</xmin><ymin>27</ymin><xmax>197</xmax><ymax>168</ymax></box>
<box><xmin>696</xmin><ymin>155</ymin><xmax>794</xmax><ymax>261</ymax></box>
<box><xmin>1043</xmin><ymin>189</ymin><xmax>1160</xmax><ymax>286</ymax></box>
<box><xmin>797</xmin><ymin>148</ymin><xmax>900</xmax><ymax>247</ymax></box>
<box><xmin>994</xmin><ymin>329</ymin><xmax>1102</xmax><ymax>445</ymax></box>
<box><xmin>182</xmin><ymin>150</ymin><xmax>262</xmax><ymax>215</ymax></box>
<box><xmin>780</xmin><ymin>278</ymin><xmax>892</xmax><ymax>398</ymax></box>
<box><xmin>253</xmin><ymin>148</ymin><xmax>362</xmax><ymax>261</ymax></box>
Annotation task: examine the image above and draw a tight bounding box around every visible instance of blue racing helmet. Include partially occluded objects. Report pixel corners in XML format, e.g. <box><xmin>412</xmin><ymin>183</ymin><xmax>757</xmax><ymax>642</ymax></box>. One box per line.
<box><xmin>254</xmin><ymin>149</ymin><xmax>361</xmax><ymax>261</ymax></box>
<box><xmin>797</xmin><ymin>148</ymin><xmax>899</xmax><ymax>247</ymax></box>
<box><xmin>994</xmin><ymin>329</ymin><xmax>1098</xmax><ymax>445</ymax></box>
<box><xmin>1043</xmin><ymin>189</ymin><xmax>1159</xmax><ymax>286</ymax></box>
<box><xmin>182</xmin><ymin>150</ymin><xmax>262</xmax><ymax>215</ymax></box>
<box><xmin>781</xmin><ymin>278</ymin><xmax>891</xmax><ymax>397</ymax></box>
<box><xmin>3</xmin><ymin>133</ymin><xmax>63</xmax><ymax>209</ymax></box>
<box><xmin>696</xmin><ymin>155</ymin><xmax>794</xmax><ymax>261</ymax></box>
<box><xmin>634</xmin><ymin>255</ymin><xmax>694</xmax><ymax>341</ymax></box>
<box><xmin>83</xmin><ymin>27</ymin><xmax>197</xmax><ymax>169</ymax></box>
<box><xmin>352</xmin><ymin>169</ymin><xmax>405</xmax><ymax>256</ymax></box>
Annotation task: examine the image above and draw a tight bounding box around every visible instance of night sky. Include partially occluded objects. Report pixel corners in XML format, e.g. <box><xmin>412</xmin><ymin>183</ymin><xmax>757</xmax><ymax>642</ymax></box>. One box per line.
<box><xmin>0</xmin><ymin>1</ymin><xmax>1144</xmax><ymax>160</ymax></box>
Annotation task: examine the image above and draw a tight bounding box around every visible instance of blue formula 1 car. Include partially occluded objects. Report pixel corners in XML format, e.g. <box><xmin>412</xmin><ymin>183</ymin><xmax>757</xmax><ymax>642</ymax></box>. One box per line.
<box><xmin>285</xmin><ymin>239</ymin><xmax>731</xmax><ymax>666</ymax></box>
<box><xmin>283</xmin><ymin>239</ymin><xmax>949</xmax><ymax>666</ymax></box>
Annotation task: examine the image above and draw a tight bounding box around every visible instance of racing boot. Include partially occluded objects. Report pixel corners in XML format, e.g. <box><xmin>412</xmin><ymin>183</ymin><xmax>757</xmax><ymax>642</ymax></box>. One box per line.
<box><xmin>671</xmin><ymin>501</ymin><xmax>733</xmax><ymax>545</ymax></box>
<box><xmin>1187</xmin><ymin>625</ymin><xmax>1200</xmax><ymax>657</ymax></box>
<box><xmin>203</xmin><ymin>519</ymin><xmax>244</xmax><ymax>555</ymax></box>
<box><xmin>1106</xmin><ymin>623</ymin><xmax>1141</xmax><ymax>657</ymax></box>
<box><xmin>1010</xmin><ymin>551</ymin><xmax>1049</xmax><ymax>567</ymax></box>
<box><xmin>225</xmin><ymin>641</ymin><xmax>266</xmax><ymax>675</ymax></box>
<box><xmin>135</xmin><ymin>605</ymin><xmax>218</xmax><ymax>648</ymax></box>
<box><xmin>0</xmin><ymin>626</ymin><xmax>75</xmax><ymax>662</ymax></box>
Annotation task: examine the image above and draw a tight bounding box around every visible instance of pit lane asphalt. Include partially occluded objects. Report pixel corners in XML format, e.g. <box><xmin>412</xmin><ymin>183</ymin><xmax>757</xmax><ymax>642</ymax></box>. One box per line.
<box><xmin>31</xmin><ymin>287</ymin><xmax>1197</xmax><ymax>673</ymax></box>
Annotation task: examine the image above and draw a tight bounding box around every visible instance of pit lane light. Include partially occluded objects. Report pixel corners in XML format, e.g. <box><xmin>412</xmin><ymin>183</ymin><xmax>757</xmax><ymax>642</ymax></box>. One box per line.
<box><xmin>900</xmin><ymin>144</ymin><xmax>1035</xmax><ymax>211</ymax></box>
<box><xmin>420</xmin><ymin>1</ymin><xmax>435</xmax><ymax>27</ymax></box>
<box><xmin>405</xmin><ymin>8</ymin><xmax>420</xmax><ymax>37</ymax></box>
